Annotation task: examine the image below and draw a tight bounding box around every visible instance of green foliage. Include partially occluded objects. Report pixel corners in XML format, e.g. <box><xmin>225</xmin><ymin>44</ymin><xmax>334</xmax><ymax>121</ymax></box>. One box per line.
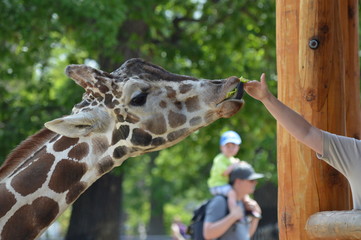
<box><xmin>0</xmin><ymin>36</ymin><xmax>86</xmax><ymax>160</ymax></box>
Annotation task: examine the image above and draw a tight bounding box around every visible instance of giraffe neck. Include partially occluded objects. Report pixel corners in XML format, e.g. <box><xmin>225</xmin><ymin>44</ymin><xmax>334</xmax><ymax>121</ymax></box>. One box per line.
<box><xmin>0</xmin><ymin>128</ymin><xmax>121</xmax><ymax>239</ymax></box>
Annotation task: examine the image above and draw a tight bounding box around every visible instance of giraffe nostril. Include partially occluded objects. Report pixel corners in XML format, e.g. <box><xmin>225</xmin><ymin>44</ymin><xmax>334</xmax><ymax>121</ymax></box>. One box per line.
<box><xmin>75</xmin><ymin>125</ymin><xmax>90</xmax><ymax>129</ymax></box>
<box><xmin>210</xmin><ymin>80</ymin><xmax>224</xmax><ymax>85</ymax></box>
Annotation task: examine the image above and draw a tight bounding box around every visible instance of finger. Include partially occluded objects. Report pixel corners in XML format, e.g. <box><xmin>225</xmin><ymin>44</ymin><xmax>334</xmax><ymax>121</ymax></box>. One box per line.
<box><xmin>244</xmin><ymin>80</ymin><xmax>258</xmax><ymax>88</ymax></box>
<box><xmin>260</xmin><ymin>73</ymin><xmax>266</xmax><ymax>84</ymax></box>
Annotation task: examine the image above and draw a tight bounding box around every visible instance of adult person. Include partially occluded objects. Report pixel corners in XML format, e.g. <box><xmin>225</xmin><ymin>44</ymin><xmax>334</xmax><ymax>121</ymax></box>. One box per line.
<box><xmin>244</xmin><ymin>73</ymin><xmax>361</xmax><ymax>209</ymax></box>
<box><xmin>203</xmin><ymin>162</ymin><xmax>263</xmax><ymax>240</ymax></box>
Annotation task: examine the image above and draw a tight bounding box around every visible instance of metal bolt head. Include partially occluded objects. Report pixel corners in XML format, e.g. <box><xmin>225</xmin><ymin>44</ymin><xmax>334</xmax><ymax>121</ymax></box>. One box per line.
<box><xmin>309</xmin><ymin>39</ymin><xmax>319</xmax><ymax>49</ymax></box>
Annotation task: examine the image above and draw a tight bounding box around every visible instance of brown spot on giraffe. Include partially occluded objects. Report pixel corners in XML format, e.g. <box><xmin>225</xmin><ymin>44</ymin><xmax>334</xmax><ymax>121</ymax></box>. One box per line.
<box><xmin>173</xmin><ymin>101</ymin><xmax>183</xmax><ymax>110</ymax></box>
<box><xmin>125</xmin><ymin>112</ymin><xmax>140</xmax><ymax>123</ymax></box>
<box><xmin>68</xmin><ymin>142</ymin><xmax>89</xmax><ymax>161</ymax></box>
<box><xmin>185</xmin><ymin>96</ymin><xmax>200</xmax><ymax>112</ymax></box>
<box><xmin>66</xmin><ymin>181</ymin><xmax>87</xmax><ymax>204</ymax></box>
<box><xmin>93</xmin><ymin>91</ymin><xmax>103</xmax><ymax>101</ymax></box>
<box><xmin>49</xmin><ymin>160</ymin><xmax>87</xmax><ymax>193</ymax></box>
<box><xmin>11</xmin><ymin>152</ymin><xmax>55</xmax><ymax>196</ymax></box>
<box><xmin>167</xmin><ymin>128</ymin><xmax>187</xmax><ymax>142</ymax></box>
<box><xmin>131</xmin><ymin>128</ymin><xmax>153</xmax><ymax>146</ymax></box>
<box><xmin>105</xmin><ymin>93</ymin><xmax>119</xmax><ymax>109</ymax></box>
<box><xmin>179</xmin><ymin>83</ymin><xmax>192</xmax><ymax>94</ymax></box>
<box><xmin>53</xmin><ymin>136</ymin><xmax>79</xmax><ymax>152</ymax></box>
<box><xmin>112</xmin><ymin>125</ymin><xmax>130</xmax><ymax>145</ymax></box>
<box><xmin>0</xmin><ymin>183</ymin><xmax>16</xmax><ymax>218</ymax></box>
<box><xmin>189</xmin><ymin>116</ymin><xmax>202</xmax><ymax>126</ymax></box>
<box><xmin>166</xmin><ymin>86</ymin><xmax>176</xmax><ymax>99</ymax></box>
<box><xmin>97</xmin><ymin>156</ymin><xmax>115</xmax><ymax>175</ymax></box>
<box><xmin>1</xmin><ymin>197</ymin><xmax>59</xmax><ymax>240</ymax></box>
<box><xmin>151</xmin><ymin>137</ymin><xmax>166</xmax><ymax>146</ymax></box>
<box><xmin>94</xmin><ymin>76</ymin><xmax>109</xmax><ymax>93</ymax></box>
<box><xmin>98</xmin><ymin>84</ymin><xmax>110</xmax><ymax>94</ymax></box>
<box><xmin>143</xmin><ymin>113</ymin><xmax>167</xmax><ymax>134</ymax></box>
<box><xmin>114</xmin><ymin>108</ymin><xmax>125</xmax><ymax>122</ymax></box>
<box><xmin>168</xmin><ymin>110</ymin><xmax>187</xmax><ymax>128</ymax></box>
<box><xmin>113</xmin><ymin>146</ymin><xmax>129</xmax><ymax>159</ymax></box>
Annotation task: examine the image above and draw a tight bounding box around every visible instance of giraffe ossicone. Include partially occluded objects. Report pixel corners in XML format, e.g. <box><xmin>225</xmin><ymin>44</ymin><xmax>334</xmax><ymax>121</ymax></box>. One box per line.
<box><xmin>0</xmin><ymin>58</ymin><xmax>245</xmax><ymax>239</ymax></box>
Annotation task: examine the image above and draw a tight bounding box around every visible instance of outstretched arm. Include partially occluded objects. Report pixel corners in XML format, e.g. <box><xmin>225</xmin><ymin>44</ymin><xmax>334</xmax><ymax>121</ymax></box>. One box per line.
<box><xmin>244</xmin><ymin>73</ymin><xmax>323</xmax><ymax>155</ymax></box>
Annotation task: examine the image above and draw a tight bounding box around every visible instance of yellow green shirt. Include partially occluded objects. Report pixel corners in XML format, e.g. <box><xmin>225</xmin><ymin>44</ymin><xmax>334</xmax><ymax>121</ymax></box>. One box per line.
<box><xmin>207</xmin><ymin>153</ymin><xmax>238</xmax><ymax>188</ymax></box>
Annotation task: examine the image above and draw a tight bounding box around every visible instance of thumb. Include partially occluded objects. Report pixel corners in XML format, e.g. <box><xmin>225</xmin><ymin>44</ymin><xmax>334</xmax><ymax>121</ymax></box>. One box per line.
<box><xmin>260</xmin><ymin>73</ymin><xmax>266</xmax><ymax>85</ymax></box>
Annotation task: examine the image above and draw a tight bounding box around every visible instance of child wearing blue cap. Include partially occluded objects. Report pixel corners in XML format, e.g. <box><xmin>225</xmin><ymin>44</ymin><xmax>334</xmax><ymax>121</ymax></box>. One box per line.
<box><xmin>207</xmin><ymin>130</ymin><xmax>242</xmax><ymax>212</ymax></box>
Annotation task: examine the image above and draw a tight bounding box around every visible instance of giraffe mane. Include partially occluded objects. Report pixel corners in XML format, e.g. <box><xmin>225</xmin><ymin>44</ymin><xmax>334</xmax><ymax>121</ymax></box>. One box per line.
<box><xmin>0</xmin><ymin>128</ymin><xmax>57</xmax><ymax>181</ymax></box>
<box><xmin>113</xmin><ymin>58</ymin><xmax>199</xmax><ymax>82</ymax></box>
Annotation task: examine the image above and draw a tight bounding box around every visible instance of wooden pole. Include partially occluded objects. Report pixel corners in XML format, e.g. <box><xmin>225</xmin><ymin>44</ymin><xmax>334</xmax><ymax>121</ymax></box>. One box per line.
<box><xmin>340</xmin><ymin>0</ymin><xmax>361</xmax><ymax>140</ymax></box>
<box><xmin>276</xmin><ymin>0</ymin><xmax>359</xmax><ymax>239</ymax></box>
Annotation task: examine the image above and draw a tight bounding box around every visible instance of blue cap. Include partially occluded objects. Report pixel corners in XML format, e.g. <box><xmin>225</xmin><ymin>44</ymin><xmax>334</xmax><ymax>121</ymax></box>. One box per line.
<box><xmin>220</xmin><ymin>131</ymin><xmax>242</xmax><ymax>146</ymax></box>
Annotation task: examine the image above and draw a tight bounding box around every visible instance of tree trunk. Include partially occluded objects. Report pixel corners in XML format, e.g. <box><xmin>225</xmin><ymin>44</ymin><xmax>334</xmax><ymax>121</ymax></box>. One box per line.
<box><xmin>65</xmin><ymin>173</ymin><xmax>123</xmax><ymax>240</ymax></box>
<box><xmin>276</xmin><ymin>0</ymin><xmax>359</xmax><ymax>239</ymax></box>
<box><xmin>147</xmin><ymin>152</ymin><xmax>167</xmax><ymax>235</ymax></box>
<box><xmin>148</xmin><ymin>194</ymin><xmax>166</xmax><ymax>235</ymax></box>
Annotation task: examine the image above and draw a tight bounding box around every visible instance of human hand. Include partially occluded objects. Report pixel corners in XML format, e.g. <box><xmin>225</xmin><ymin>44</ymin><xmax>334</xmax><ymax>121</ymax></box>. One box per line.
<box><xmin>244</xmin><ymin>73</ymin><xmax>270</xmax><ymax>102</ymax></box>
<box><xmin>230</xmin><ymin>205</ymin><xmax>244</xmax><ymax>221</ymax></box>
<box><xmin>231</xmin><ymin>161</ymin><xmax>240</xmax><ymax>168</ymax></box>
<box><xmin>243</xmin><ymin>198</ymin><xmax>262</xmax><ymax>219</ymax></box>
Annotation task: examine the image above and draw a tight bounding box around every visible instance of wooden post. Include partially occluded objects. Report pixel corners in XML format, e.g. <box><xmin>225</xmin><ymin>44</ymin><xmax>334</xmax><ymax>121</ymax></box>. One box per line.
<box><xmin>276</xmin><ymin>0</ymin><xmax>359</xmax><ymax>239</ymax></box>
<box><xmin>340</xmin><ymin>0</ymin><xmax>361</xmax><ymax>140</ymax></box>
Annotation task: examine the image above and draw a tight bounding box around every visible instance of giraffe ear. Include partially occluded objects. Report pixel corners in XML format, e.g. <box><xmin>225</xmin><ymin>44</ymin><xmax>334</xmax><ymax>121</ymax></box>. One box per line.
<box><xmin>44</xmin><ymin>109</ymin><xmax>111</xmax><ymax>138</ymax></box>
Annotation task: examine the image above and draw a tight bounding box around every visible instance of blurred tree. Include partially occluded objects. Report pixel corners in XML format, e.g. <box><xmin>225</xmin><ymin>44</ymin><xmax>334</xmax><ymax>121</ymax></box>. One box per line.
<box><xmin>0</xmin><ymin>0</ymin><xmax>278</xmax><ymax>238</ymax></box>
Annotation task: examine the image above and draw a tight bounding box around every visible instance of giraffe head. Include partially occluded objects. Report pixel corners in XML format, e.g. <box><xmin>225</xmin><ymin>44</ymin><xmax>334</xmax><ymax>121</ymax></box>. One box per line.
<box><xmin>45</xmin><ymin>58</ymin><xmax>244</xmax><ymax>163</ymax></box>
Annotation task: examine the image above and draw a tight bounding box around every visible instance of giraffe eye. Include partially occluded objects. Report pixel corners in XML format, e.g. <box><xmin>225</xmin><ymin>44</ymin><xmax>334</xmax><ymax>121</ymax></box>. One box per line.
<box><xmin>130</xmin><ymin>92</ymin><xmax>148</xmax><ymax>106</ymax></box>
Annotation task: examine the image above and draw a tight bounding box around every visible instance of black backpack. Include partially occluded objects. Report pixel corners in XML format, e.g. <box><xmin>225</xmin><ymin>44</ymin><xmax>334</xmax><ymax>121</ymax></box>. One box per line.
<box><xmin>187</xmin><ymin>196</ymin><xmax>227</xmax><ymax>240</ymax></box>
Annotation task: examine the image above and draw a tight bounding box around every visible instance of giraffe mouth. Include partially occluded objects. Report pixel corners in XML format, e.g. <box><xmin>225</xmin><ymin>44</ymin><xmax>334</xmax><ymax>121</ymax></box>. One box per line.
<box><xmin>223</xmin><ymin>82</ymin><xmax>244</xmax><ymax>102</ymax></box>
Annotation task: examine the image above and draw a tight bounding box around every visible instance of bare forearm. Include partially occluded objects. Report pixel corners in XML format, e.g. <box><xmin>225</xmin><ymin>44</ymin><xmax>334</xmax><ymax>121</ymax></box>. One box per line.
<box><xmin>261</xmin><ymin>93</ymin><xmax>323</xmax><ymax>154</ymax></box>
<box><xmin>249</xmin><ymin>218</ymin><xmax>260</xmax><ymax>236</ymax></box>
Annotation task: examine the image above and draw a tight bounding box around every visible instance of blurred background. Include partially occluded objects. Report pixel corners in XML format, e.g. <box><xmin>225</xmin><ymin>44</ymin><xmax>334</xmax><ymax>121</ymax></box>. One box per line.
<box><xmin>1</xmin><ymin>1</ymin><xmax>358</xmax><ymax>239</ymax></box>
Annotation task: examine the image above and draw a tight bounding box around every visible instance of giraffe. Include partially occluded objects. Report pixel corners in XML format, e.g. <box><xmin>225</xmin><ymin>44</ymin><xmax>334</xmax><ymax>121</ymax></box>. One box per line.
<box><xmin>0</xmin><ymin>58</ymin><xmax>245</xmax><ymax>240</ymax></box>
